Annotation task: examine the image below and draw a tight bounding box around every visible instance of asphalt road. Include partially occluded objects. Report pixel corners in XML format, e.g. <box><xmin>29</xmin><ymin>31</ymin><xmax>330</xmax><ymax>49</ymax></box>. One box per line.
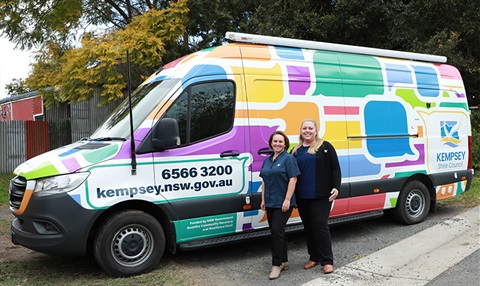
<box><xmin>426</xmin><ymin>249</ymin><xmax>479</xmax><ymax>286</ymax></box>
<box><xmin>166</xmin><ymin>204</ymin><xmax>474</xmax><ymax>286</ymax></box>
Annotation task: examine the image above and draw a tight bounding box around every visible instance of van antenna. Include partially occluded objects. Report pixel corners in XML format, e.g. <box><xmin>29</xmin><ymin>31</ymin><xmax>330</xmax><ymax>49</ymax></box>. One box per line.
<box><xmin>127</xmin><ymin>50</ymin><xmax>137</xmax><ymax>175</ymax></box>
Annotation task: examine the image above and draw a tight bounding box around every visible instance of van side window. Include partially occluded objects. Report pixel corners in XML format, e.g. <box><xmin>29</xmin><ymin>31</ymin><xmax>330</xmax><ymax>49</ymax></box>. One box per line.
<box><xmin>164</xmin><ymin>91</ymin><xmax>188</xmax><ymax>144</ymax></box>
<box><xmin>164</xmin><ymin>81</ymin><xmax>235</xmax><ymax>145</ymax></box>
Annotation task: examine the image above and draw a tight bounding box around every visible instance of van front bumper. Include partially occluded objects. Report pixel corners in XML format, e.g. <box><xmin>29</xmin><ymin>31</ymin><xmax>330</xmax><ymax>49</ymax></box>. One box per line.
<box><xmin>10</xmin><ymin>193</ymin><xmax>101</xmax><ymax>256</ymax></box>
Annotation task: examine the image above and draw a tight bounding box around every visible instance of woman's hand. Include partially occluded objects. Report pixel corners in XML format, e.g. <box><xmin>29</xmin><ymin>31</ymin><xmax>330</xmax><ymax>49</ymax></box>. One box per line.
<box><xmin>261</xmin><ymin>200</ymin><xmax>266</xmax><ymax>211</ymax></box>
<box><xmin>329</xmin><ymin>188</ymin><xmax>339</xmax><ymax>202</ymax></box>
<box><xmin>281</xmin><ymin>199</ymin><xmax>290</xmax><ymax>212</ymax></box>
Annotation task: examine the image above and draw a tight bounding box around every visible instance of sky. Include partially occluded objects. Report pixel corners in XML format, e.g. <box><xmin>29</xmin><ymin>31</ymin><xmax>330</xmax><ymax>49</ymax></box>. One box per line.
<box><xmin>0</xmin><ymin>36</ymin><xmax>34</xmax><ymax>99</ymax></box>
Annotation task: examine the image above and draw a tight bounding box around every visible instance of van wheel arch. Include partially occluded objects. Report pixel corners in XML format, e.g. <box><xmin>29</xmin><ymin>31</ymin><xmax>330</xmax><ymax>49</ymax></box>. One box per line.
<box><xmin>87</xmin><ymin>201</ymin><xmax>176</xmax><ymax>256</ymax></box>
<box><xmin>394</xmin><ymin>178</ymin><xmax>432</xmax><ymax>225</ymax></box>
<box><xmin>93</xmin><ymin>209</ymin><xmax>166</xmax><ymax>277</ymax></box>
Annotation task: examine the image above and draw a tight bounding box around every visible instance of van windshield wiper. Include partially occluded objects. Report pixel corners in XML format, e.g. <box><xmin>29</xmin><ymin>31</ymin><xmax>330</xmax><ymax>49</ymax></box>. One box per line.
<box><xmin>88</xmin><ymin>137</ymin><xmax>126</xmax><ymax>141</ymax></box>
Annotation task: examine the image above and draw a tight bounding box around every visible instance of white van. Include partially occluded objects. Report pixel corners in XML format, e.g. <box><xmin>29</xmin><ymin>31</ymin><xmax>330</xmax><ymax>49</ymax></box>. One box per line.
<box><xmin>9</xmin><ymin>32</ymin><xmax>473</xmax><ymax>276</ymax></box>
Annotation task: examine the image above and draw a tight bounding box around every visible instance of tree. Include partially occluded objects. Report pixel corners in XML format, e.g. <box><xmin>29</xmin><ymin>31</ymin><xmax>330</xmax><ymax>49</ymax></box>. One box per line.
<box><xmin>1</xmin><ymin>0</ymin><xmax>478</xmax><ymax>107</ymax></box>
<box><xmin>0</xmin><ymin>0</ymin><xmax>83</xmax><ymax>50</ymax></box>
<box><xmin>0</xmin><ymin>0</ymin><xmax>175</xmax><ymax>49</ymax></box>
<box><xmin>1</xmin><ymin>0</ymin><xmax>188</xmax><ymax>106</ymax></box>
<box><xmin>5</xmin><ymin>78</ymin><xmax>31</xmax><ymax>96</ymax></box>
<box><xmin>240</xmin><ymin>0</ymin><xmax>479</xmax><ymax>106</ymax></box>
<box><xmin>390</xmin><ymin>0</ymin><xmax>480</xmax><ymax>107</ymax></box>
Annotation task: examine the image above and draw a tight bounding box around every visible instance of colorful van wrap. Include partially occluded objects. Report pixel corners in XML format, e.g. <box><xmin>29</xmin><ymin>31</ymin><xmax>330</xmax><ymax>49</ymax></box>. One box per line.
<box><xmin>9</xmin><ymin>35</ymin><xmax>472</xmax><ymax>277</ymax></box>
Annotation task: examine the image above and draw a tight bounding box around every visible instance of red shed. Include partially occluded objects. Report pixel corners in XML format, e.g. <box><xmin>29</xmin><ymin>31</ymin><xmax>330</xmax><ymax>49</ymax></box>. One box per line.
<box><xmin>0</xmin><ymin>91</ymin><xmax>44</xmax><ymax>122</ymax></box>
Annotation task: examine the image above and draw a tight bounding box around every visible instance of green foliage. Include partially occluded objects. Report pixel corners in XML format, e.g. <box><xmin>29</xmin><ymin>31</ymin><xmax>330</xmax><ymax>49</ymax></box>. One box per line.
<box><xmin>0</xmin><ymin>0</ymin><xmax>173</xmax><ymax>50</ymax></box>
<box><xmin>185</xmin><ymin>0</ymin><xmax>260</xmax><ymax>50</ymax></box>
<box><xmin>0</xmin><ymin>173</ymin><xmax>14</xmax><ymax>204</ymax></box>
<box><xmin>5</xmin><ymin>78</ymin><xmax>31</xmax><ymax>96</ymax></box>
<box><xmin>1</xmin><ymin>0</ymin><xmax>479</xmax><ymax>107</ymax></box>
<box><xmin>390</xmin><ymin>0</ymin><xmax>480</xmax><ymax>106</ymax></box>
<box><xmin>0</xmin><ymin>0</ymin><xmax>83</xmax><ymax>49</ymax></box>
<box><xmin>187</xmin><ymin>0</ymin><xmax>480</xmax><ymax>107</ymax></box>
<box><xmin>25</xmin><ymin>1</ymin><xmax>189</xmax><ymax>107</ymax></box>
<box><xmin>471</xmin><ymin>109</ymin><xmax>480</xmax><ymax>170</ymax></box>
<box><xmin>439</xmin><ymin>173</ymin><xmax>480</xmax><ymax>208</ymax></box>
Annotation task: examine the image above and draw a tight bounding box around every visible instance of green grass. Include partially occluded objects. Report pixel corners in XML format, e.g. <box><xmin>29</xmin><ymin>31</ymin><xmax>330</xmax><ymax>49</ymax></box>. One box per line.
<box><xmin>0</xmin><ymin>173</ymin><xmax>15</xmax><ymax>204</ymax></box>
<box><xmin>438</xmin><ymin>173</ymin><xmax>480</xmax><ymax>208</ymax></box>
<box><xmin>0</xmin><ymin>257</ymin><xmax>189</xmax><ymax>286</ymax></box>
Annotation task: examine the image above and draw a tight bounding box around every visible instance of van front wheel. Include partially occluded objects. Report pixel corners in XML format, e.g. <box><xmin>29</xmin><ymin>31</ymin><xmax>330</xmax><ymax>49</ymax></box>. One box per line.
<box><xmin>93</xmin><ymin>210</ymin><xmax>165</xmax><ymax>277</ymax></box>
<box><xmin>394</xmin><ymin>181</ymin><xmax>430</xmax><ymax>225</ymax></box>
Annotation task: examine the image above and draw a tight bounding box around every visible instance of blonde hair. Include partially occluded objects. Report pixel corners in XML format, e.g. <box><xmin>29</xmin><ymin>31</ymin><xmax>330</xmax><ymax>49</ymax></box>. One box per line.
<box><xmin>291</xmin><ymin>119</ymin><xmax>324</xmax><ymax>155</ymax></box>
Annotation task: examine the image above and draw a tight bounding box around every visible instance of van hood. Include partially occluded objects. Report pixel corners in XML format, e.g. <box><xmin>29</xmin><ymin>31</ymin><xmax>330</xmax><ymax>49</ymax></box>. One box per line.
<box><xmin>14</xmin><ymin>141</ymin><xmax>122</xmax><ymax>180</ymax></box>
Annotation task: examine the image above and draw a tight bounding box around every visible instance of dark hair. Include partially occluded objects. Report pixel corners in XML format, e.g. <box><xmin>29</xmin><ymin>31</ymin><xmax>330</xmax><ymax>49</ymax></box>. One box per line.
<box><xmin>268</xmin><ymin>131</ymin><xmax>290</xmax><ymax>151</ymax></box>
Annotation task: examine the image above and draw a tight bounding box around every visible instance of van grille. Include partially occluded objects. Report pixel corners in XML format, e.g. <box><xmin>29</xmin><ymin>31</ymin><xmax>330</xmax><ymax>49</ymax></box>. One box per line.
<box><xmin>9</xmin><ymin>176</ymin><xmax>26</xmax><ymax>210</ymax></box>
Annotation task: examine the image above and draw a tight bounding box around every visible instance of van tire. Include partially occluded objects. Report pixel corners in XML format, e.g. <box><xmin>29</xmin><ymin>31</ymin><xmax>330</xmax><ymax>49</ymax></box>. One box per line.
<box><xmin>394</xmin><ymin>181</ymin><xmax>430</xmax><ymax>225</ymax></box>
<box><xmin>93</xmin><ymin>210</ymin><xmax>165</xmax><ymax>277</ymax></box>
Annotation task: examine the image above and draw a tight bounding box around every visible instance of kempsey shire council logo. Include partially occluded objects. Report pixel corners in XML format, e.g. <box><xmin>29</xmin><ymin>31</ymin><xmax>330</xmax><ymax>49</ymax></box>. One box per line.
<box><xmin>440</xmin><ymin>120</ymin><xmax>462</xmax><ymax>147</ymax></box>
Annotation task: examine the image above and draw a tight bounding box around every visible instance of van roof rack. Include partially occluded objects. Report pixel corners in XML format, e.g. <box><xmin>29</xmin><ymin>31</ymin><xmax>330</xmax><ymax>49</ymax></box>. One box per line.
<box><xmin>225</xmin><ymin>32</ymin><xmax>447</xmax><ymax>64</ymax></box>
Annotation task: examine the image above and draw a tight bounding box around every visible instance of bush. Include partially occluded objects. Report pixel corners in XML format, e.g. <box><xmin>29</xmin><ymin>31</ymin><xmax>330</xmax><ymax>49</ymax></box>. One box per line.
<box><xmin>471</xmin><ymin>108</ymin><xmax>480</xmax><ymax>170</ymax></box>
<box><xmin>0</xmin><ymin>173</ymin><xmax>14</xmax><ymax>204</ymax></box>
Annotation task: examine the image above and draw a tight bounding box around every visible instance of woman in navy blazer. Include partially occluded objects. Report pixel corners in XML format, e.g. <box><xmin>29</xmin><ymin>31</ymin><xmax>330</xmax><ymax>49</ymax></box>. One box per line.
<box><xmin>291</xmin><ymin>119</ymin><xmax>341</xmax><ymax>274</ymax></box>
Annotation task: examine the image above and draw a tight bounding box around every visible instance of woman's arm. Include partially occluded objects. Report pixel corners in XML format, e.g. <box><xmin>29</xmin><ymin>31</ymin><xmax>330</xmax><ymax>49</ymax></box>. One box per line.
<box><xmin>326</xmin><ymin>142</ymin><xmax>342</xmax><ymax>190</ymax></box>
<box><xmin>282</xmin><ymin>177</ymin><xmax>297</xmax><ymax>212</ymax></box>
<box><xmin>261</xmin><ymin>181</ymin><xmax>266</xmax><ymax>211</ymax></box>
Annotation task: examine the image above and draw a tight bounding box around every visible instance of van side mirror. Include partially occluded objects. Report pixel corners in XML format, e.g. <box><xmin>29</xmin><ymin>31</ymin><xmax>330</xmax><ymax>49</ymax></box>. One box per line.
<box><xmin>152</xmin><ymin>118</ymin><xmax>180</xmax><ymax>151</ymax></box>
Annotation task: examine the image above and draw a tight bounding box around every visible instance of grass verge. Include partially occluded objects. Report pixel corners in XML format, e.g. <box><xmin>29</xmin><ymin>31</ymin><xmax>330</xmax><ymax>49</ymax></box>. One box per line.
<box><xmin>438</xmin><ymin>173</ymin><xmax>480</xmax><ymax>208</ymax></box>
<box><xmin>0</xmin><ymin>173</ymin><xmax>14</xmax><ymax>204</ymax></box>
<box><xmin>0</xmin><ymin>257</ymin><xmax>189</xmax><ymax>286</ymax></box>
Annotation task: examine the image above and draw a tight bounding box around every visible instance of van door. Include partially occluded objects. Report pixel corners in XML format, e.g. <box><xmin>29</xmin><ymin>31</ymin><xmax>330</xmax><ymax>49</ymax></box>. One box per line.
<box><xmin>311</xmin><ymin>50</ymin><xmax>350</xmax><ymax>217</ymax></box>
<box><xmin>339</xmin><ymin>53</ymin><xmax>396</xmax><ymax>214</ymax></box>
<box><xmin>151</xmin><ymin>80</ymin><xmax>251</xmax><ymax>243</ymax></box>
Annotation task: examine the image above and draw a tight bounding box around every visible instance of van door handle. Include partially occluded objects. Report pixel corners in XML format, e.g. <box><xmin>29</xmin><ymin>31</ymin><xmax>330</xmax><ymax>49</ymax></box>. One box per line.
<box><xmin>258</xmin><ymin>148</ymin><xmax>273</xmax><ymax>156</ymax></box>
<box><xmin>220</xmin><ymin>150</ymin><xmax>240</xmax><ymax>158</ymax></box>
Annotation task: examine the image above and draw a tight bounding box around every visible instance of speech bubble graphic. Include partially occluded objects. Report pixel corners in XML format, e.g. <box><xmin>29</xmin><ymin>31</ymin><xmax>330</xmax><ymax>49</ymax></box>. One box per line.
<box><xmin>182</xmin><ymin>64</ymin><xmax>227</xmax><ymax>86</ymax></box>
<box><xmin>365</xmin><ymin>101</ymin><xmax>414</xmax><ymax>158</ymax></box>
<box><xmin>413</xmin><ymin>65</ymin><xmax>440</xmax><ymax>97</ymax></box>
<box><xmin>287</xmin><ymin>65</ymin><xmax>311</xmax><ymax>95</ymax></box>
<box><xmin>274</xmin><ymin>46</ymin><xmax>304</xmax><ymax>60</ymax></box>
<box><xmin>348</xmin><ymin>154</ymin><xmax>381</xmax><ymax>177</ymax></box>
<box><xmin>385</xmin><ymin>63</ymin><xmax>413</xmax><ymax>91</ymax></box>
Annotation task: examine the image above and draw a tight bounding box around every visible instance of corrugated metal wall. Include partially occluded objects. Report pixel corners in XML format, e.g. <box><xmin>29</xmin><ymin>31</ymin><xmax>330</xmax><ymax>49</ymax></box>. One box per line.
<box><xmin>70</xmin><ymin>92</ymin><xmax>122</xmax><ymax>142</ymax></box>
<box><xmin>44</xmin><ymin>91</ymin><xmax>122</xmax><ymax>148</ymax></box>
<box><xmin>1</xmin><ymin>91</ymin><xmax>123</xmax><ymax>174</ymax></box>
<box><xmin>44</xmin><ymin>101</ymin><xmax>71</xmax><ymax>150</ymax></box>
<box><xmin>0</xmin><ymin>121</ymin><xmax>26</xmax><ymax>174</ymax></box>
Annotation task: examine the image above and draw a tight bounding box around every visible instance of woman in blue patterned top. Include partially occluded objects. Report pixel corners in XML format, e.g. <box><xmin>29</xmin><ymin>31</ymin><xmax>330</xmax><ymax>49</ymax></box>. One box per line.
<box><xmin>260</xmin><ymin>130</ymin><xmax>301</xmax><ymax>280</ymax></box>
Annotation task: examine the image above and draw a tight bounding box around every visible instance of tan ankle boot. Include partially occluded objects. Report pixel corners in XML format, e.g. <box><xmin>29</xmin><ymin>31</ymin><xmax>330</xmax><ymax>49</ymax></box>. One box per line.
<box><xmin>281</xmin><ymin>262</ymin><xmax>289</xmax><ymax>271</ymax></box>
<box><xmin>269</xmin><ymin>266</ymin><xmax>282</xmax><ymax>280</ymax></box>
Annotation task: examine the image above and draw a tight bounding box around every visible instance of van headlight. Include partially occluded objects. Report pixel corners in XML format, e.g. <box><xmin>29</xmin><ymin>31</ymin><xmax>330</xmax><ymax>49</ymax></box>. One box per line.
<box><xmin>34</xmin><ymin>173</ymin><xmax>90</xmax><ymax>197</ymax></box>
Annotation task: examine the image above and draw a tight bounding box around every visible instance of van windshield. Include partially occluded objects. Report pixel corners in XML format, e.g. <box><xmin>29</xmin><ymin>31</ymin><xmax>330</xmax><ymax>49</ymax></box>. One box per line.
<box><xmin>90</xmin><ymin>78</ymin><xmax>180</xmax><ymax>140</ymax></box>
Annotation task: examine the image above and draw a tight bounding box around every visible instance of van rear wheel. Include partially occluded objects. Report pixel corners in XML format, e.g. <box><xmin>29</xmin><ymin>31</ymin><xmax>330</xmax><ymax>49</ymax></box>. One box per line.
<box><xmin>394</xmin><ymin>181</ymin><xmax>430</xmax><ymax>225</ymax></box>
<box><xmin>93</xmin><ymin>210</ymin><xmax>165</xmax><ymax>277</ymax></box>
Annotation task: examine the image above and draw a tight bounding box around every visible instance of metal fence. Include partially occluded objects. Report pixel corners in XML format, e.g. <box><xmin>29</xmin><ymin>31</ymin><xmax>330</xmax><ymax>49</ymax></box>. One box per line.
<box><xmin>69</xmin><ymin>93</ymin><xmax>122</xmax><ymax>142</ymax></box>
<box><xmin>0</xmin><ymin>121</ymin><xmax>27</xmax><ymax>173</ymax></box>
<box><xmin>0</xmin><ymin>92</ymin><xmax>123</xmax><ymax>174</ymax></box>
